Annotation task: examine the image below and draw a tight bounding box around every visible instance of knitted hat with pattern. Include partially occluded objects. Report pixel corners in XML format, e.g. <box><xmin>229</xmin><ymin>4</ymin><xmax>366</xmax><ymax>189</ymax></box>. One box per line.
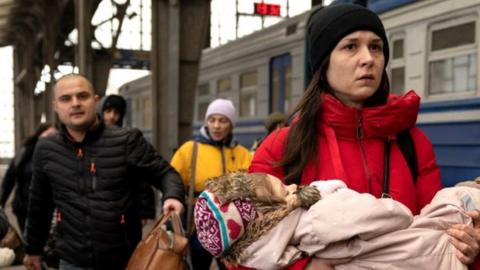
<box><xmin>194</xmin><ymin>189</ymin><xmax>257</xmax><ymax>257</ymax></box>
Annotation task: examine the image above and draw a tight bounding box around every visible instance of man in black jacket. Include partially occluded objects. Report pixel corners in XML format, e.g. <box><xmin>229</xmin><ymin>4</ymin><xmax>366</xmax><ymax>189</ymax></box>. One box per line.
<box><xmin>23</xmin><ymin>74</ymin><xmax>185</xmax><ymax>270</ymax></box>
<box><xmin>98</xmin><ymin>94</ymin><xmax>157</xmax><ymax>250</ymax></box>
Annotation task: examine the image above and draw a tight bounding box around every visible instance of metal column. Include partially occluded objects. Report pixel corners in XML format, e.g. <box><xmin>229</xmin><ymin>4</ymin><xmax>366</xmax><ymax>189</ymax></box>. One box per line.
<box><xmin>151</xmin><ymin>0</ymin><xmax>210</xmax><ymax>158</ymax></box>
<box><xmin>42</xmin><ymin>0</ymin><xmax>61</xmax><ymax>123</ymax></box>
<box><xmin>13</xmin><ymin>46</ymin><xmax>36</xmax><ymax>150</ymax></box>
<box><xmin>74</xmin><ymin>0</ymin><xmax>93</xmax><ymax>80</ymax></box>
<box><xmin>151</xmin><ymin>0</ymin><xmax>180</xmax><ymax>158</ymax></box>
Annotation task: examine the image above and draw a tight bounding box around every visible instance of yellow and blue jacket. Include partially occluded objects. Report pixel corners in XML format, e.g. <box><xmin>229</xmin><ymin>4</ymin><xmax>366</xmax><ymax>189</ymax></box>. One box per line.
<box><xmin>171</xmin><ymin>126</ymin><xmax>252</xmax><ymax>196</ymax></box>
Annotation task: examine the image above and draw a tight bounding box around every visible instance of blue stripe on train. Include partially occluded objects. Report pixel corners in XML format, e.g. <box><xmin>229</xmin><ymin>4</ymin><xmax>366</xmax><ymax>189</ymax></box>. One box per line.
<box><xmin>418</xmin><ymin>121</ymin><xmax>480</xmax><ymax>187</ymax></box>
<box><xmin>440</xmin><ymin>167</ymin><xmax>480</xmax><ymax>187</ymax></box>
<box><xmin>420</xmin><ymin>97</ymin><xmax>480</xmax><ymax>113</ymax></box>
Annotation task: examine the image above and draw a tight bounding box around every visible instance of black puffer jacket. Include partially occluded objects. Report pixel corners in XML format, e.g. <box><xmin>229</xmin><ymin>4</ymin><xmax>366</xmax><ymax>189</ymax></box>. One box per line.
<box><xmin>25</xmin><ymin>123</ymin><xmax>185</xmax><ymax>269</ymax></box>
<box><xmin>0</xmin><ymin>143</ymin><xmax>35</xmax><ymax>232</ymax></box>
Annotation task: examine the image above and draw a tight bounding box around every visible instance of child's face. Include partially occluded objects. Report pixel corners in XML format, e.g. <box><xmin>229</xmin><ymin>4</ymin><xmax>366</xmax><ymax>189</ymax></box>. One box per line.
<box><xmin>284</xmin><ymin>184</ymin><xmax>299</xmax><ymax>207</ymax></box>
<box><xmin>265</xmin><ymin>174</ymin><xmax>298</xmax><ymax>206</ymax></box>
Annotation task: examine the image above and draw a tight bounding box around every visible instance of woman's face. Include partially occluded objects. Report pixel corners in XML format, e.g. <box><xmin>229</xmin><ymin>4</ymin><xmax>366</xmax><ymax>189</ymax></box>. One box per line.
<box><xmin>326</xmin><ymin>30</ymin><xmax>385</xmax><ymax>108</ymax></box>
<box><xmin>206</xmin><ymin>114</ymin><xmax>232</xmax><ymax>141</ymax></box>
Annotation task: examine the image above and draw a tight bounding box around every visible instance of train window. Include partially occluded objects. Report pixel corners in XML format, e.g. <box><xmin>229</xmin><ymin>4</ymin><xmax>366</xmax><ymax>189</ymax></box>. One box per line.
<box><xmin>391</xmin><ymin>67</ymin><xmax>405</xmax><ymax>94</ymax></box>
<box><xmin>240</xmin><ymin>93</ymin><xmax>257</xmax><ymax>117</ymax></box>
<box><xmin>240</xmin><ymin>71</ymin><xmax>258</xmax><ymax>118</ymax></box>
<box><xmin>198</xmin><ymin>84</ymin><xmax>209</xmax><ymax>96</ymax></box>
<box><xmin>217</xmin><ymin>77</ymin><xmax>232</xmax><ymax>93</ymax></box>
<box><xmin>240</xmin><ymin>72</ymin><xmax>257</xmax><ymax>88</ymax></box>
<box><xmin>135</xmin><ymin>98</ymin><xmax>141</xmax><ymax>126</ymax></box>
<box><xmin>389</xmin><ymin>34</ymin><xmax>405</xmax><ymax>94</ymax></box>
<box><xmin>392</xmin><ymin>39</ymin><xmax>404</xmax><ymax>59</ymax></box>
<box><xmin>124</xmin><ymin>98</ymin><xmax>132</xmax><ymax>127</ymax></box>
<box><xmin>197</xmin><ymin>83</ymin><xmax>213</xmax><ymax>121</ymax></box>
<box><xmin>428</xmin><ymin>19</ymin><xmax>477</xmax><ymax>95</ymax></box>
<box><xmin>271</xmin><ymin>68</ymin><xmax>280</xmax><ymax>111</ymax></box>
<box><xmin>431</xmin><ymin>22</ymin><xmax>475</xmax><ymax>51</ymax></box>
<box><xmin>429</xmin><ymin>54</ymin><xmax>476</xmax><ymax>94</ymax></box>
<box><xmin>284</xmin><ymin>65</ymin><xmax>293</xmax><ymax>113</ymax></box>
<box><xmin>197</xmin><ymin>101</ymin><xmax>209</xmax><ymax>121</ymax></box>
<box><xmin>270</xmin><ymin>54</ymin><xmax>292</xmax><ymax>113</ymax></box>
<box><xmin>141</xmin><ymin>95</ymin><xmax>152</xmax><ymax>129</ymax></box>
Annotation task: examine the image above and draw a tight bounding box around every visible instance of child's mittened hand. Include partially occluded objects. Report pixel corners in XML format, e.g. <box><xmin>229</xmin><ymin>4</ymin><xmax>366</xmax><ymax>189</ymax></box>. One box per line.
<box><xmin>310</xmin><ymin>180</ymin><xmax>347</xmax><ymax>197</ymax></box>
<box><xmin>0</xmin><ymin>247</ymin><xmax>15</xmax><ymax>267</ymax></box>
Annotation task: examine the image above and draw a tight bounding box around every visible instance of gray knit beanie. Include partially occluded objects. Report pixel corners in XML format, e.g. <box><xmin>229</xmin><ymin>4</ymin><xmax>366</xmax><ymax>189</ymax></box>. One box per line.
<box><xmin>205</xmin><ymin>98</ymin><xmax>236</xmax><ymax>126</ymax></box>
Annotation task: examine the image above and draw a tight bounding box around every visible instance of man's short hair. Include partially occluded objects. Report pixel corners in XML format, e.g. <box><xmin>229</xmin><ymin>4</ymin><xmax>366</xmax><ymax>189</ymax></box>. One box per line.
<box><xmin>53</xmin><ymin>73</ymin><xmax>96</xmax><ymax>95</ymax></box>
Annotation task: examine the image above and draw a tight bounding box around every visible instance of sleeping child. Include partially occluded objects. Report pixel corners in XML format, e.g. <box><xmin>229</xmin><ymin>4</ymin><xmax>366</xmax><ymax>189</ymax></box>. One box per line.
<box><xmin>194</xmin><ymin>172</ymin><xmax>479</xmax><ymax>270</ymax></box>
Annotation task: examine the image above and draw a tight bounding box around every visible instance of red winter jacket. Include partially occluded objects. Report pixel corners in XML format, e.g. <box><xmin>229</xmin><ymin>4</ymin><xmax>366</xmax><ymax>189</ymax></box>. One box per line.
<box><xmin>243</xmin><ymin>91</ymin><xmax>443</xmax><ymax>270</ymax></box>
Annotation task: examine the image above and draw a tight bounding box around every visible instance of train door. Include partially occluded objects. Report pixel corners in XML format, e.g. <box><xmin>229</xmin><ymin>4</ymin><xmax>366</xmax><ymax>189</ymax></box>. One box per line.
<box><xmin>269</xmin><ymin>54</ymin><xmax>292</xmax><ymax>113</ymax></box>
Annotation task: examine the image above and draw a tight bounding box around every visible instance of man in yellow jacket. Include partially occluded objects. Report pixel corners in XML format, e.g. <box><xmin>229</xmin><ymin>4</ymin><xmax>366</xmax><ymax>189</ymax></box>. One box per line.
<box><xmin>171</xmin><ymin>98</ymin><xmax>252</xmax><ymax>270</ymax></box>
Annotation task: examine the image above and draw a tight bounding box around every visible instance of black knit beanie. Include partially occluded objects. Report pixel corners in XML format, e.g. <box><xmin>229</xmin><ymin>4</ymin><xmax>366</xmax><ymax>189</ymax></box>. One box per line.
<box><xmin>102</xmin><ymin>95</ymin><xmax>126</xmax><ymax>125</ymax></box>
<box><xmin>103</xmin><ymin>95</ymin><xmax>126</xmax><ymax>115</ymax></box>
<box><xmin>307</xmin><ymin>4</ymin><xmax>389</xmax><ymax>76</ymax></box>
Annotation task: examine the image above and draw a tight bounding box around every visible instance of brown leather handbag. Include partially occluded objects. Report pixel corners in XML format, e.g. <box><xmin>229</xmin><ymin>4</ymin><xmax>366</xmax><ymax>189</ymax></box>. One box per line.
<box><xmin>126</xmin><ymin>212</ymin><xmax>189</xmax><ymax>270</ymax></box>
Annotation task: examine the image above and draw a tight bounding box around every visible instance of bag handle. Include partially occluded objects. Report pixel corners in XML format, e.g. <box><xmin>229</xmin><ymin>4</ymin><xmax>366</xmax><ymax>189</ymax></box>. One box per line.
<box><xmin>186</xmin><ymin>141</ymin><xmax>198</xmax><ymax>235</ymax></box>
<box><xmin>151</xmin><ymin>212</ymin><xmax>185</xmax><ymax>237</ymax></box>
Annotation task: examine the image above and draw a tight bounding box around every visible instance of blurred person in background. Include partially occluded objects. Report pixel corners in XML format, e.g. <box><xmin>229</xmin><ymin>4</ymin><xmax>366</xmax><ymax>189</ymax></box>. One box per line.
<box><xmin>171</xmin><ymin>98</ymin><xmax>252</xmax><ymax>270</ymax></box>
<box><xmin>0</xmin><ymin>123</ymin><xmax>57</xmax><ymax>232</ymax></box>
<box><xmin>251</xmin><ymin>112</ymin><xmax>288</xmax><ymax>152</ymax></box>
<box><xmin>98</xmin><ymin>94</ymin><xmax>127</xmax><ymax>126</ymax></box>
<box><xmin>0</xmin><ymin>208</ymin><xmax>15</xmax><ymax>267</ymax></box>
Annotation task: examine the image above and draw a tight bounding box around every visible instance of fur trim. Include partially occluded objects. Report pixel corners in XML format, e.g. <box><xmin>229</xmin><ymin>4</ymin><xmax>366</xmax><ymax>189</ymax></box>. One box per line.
<box><xmin>203</xmin><ymin>172</ymin><xmax>321</xmax><ymax>265</ymax></box>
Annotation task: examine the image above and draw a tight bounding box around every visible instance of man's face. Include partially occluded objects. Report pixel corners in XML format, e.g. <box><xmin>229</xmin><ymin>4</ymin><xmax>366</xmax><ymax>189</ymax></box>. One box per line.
<box><xmin>103</xmin><ymin>108</ymin><xmax>121</xmax><ymax>125</ymax></box>
<box><xmin>53</xmin><ymin>76</ymin><xmax>99</xmax><ymax>131</ymax></box>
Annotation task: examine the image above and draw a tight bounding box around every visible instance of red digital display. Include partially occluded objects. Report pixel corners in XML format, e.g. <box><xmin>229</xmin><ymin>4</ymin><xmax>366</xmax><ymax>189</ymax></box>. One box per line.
<box><xmin>254</xmin><ymin>3</ymin><xmax>281</xmax><ymax>17</ymax></box>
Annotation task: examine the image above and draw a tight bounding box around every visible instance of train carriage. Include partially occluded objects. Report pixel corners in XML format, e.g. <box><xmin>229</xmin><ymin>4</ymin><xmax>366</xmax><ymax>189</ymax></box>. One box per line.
<box><xmin>120</xmin><ymin>0</ymin><xmax>480</xmax><ymax>187</ymax></box>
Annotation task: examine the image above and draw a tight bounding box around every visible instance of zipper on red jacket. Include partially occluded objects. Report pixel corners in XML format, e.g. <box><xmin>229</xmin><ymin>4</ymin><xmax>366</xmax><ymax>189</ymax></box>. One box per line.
<box><xmin>357</xmin><ymin>111</ymin><xmax>373</xmax><ymax>193</ymax></box>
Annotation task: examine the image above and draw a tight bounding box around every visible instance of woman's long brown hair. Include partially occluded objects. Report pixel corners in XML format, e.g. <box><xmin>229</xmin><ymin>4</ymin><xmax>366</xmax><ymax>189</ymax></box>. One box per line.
<box><xmin>278</xmin><ymin>57</ymin><xmax>390</xmax><ymax>184</ymax></box>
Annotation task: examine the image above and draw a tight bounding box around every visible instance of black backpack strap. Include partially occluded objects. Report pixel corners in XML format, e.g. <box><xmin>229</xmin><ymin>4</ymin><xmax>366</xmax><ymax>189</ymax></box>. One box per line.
<box><xmin>397</xmin><ymin>129</ymin><xmax>418</xmax><ymax>183</ymax></box>
<box><xmin>382</xmin><ymin>140</ymin><xmax>391</xmax><ymax>198</ymax></box>
<box><xmin>383</xmin><ymin>130</ymin><xmax>417</xmax><ymax>197</ymax></box>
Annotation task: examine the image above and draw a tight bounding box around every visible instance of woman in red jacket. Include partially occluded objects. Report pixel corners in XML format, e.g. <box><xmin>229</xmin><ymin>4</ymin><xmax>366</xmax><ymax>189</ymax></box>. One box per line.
<box><xmin>247</xmin><ymin>3</ymin><xmax>480</xmax><ymax>270</ymax></box>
